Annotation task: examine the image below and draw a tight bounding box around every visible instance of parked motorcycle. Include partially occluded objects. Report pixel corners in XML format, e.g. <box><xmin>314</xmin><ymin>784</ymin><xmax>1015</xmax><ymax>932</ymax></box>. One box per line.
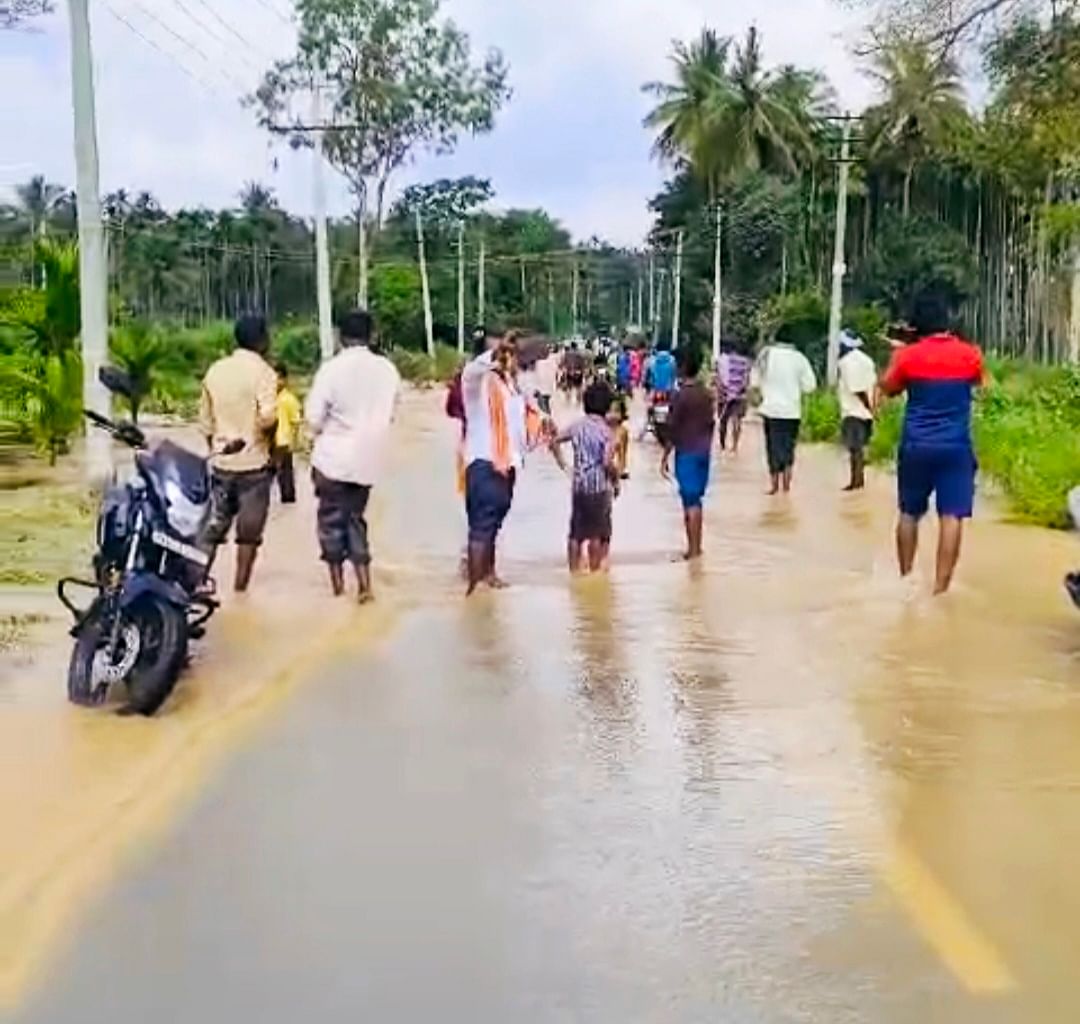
<box><xmin>647</xmin><ymin>391</ymin><xmax>672</xmax><ymax>446</ymax></box>
<box><xmin>58</xmin><ymin>368</ymin><xmax>222</xmax><ymax>716</ymax></box>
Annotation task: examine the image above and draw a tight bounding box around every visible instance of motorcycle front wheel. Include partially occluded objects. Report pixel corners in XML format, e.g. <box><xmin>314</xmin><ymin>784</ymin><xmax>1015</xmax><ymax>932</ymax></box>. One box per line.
<box><xmin>68</xmin><ymin>596</ymin><xmax>187</xmax><ymax>715</ymax></box>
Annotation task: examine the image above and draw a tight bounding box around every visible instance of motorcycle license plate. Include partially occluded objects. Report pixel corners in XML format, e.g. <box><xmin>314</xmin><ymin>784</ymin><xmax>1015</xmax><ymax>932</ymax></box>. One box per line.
<box><xmin>152</xmin><ymin>531</ymin><xmax>210</xmax><ymax>567</ymax></box>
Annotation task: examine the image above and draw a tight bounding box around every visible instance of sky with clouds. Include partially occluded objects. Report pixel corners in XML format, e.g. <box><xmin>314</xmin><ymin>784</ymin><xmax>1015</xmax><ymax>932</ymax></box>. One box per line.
<box><xmin>0</xmin><ymin>0</ymin><xmax>880</xmax><ymax>247</ymax></box>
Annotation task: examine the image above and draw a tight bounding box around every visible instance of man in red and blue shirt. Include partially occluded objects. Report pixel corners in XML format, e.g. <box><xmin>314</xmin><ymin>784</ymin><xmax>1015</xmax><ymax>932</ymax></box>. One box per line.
<box><xmin>880</xmin><ymin>287</ymin><xmax>984</xmax><ymax>595</ymax></box>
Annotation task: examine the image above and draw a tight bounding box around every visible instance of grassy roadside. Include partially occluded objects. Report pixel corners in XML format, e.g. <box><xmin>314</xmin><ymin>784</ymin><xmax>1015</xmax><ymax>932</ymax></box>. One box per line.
<box><xmin>801</xmin><ymin>359</ymin><xmax>1080</xmax><ymax>528</ymax></box>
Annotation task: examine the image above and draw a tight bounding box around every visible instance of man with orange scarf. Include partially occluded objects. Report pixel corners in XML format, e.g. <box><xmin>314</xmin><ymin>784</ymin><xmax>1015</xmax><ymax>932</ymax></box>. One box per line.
<box><xmin>461</xmin><ymin>330</ymin><xmax>541</xmax><ymax>595</ymax></box>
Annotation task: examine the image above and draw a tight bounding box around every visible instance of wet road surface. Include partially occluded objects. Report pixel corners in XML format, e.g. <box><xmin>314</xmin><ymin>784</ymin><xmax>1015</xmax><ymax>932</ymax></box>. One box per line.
<box><xmin>8</xmin><ymin>394</ymin><xmax>1080</xmax><ymax>1022</ymax></box>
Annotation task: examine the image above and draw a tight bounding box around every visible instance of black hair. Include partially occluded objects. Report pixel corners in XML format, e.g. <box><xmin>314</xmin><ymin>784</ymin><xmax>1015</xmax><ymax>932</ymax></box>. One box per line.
<box><xmin>908</xmin><ymin>284</ymin><xmax>956</xmax><ymax>337</ymax></box>
<box><xmin>774</xmin><ymin>322</ymin><xmax>799</xmax><ymax>346</ymax></box>
<box><xmin>594</xmin><ymin>353</ymin><xmax>607</xmax><ymax>368</ymax></box>
<box><xmin>234</xmin><ymin>314</ymin><xmax>268</xmax><ymax>352</ymax></box>
<box><xmin>338</xmin><ymin>309</ymin><xmax>374</xmax><ymax>347</ymax></box>
<box><xmin>583</xmin><ymin>381</ymin><xmax>613</xmax><ymax>417</ymax></box>
<box><xmin>570</xmin><ymin>341</ymin><xmax>578</xmax><ymax>351</ymax></box>
<box><xmin>274</xmin><ymin>361</ymin><xmax>289</xmax><ymax>378</ymax></box>
<box><xmin>471</xmin><ymin>332</ymin><xmax>489</xmax><ymax>357</ymax></box>
<box><xmin>678</xmin><ymin>344</ymin><xmax>703</xmax><ymax>379</ymax></box>
<box><xmin>656</xmin><ymin>337</ymin><xmax>671</xmax><ymax>353</ymax></box>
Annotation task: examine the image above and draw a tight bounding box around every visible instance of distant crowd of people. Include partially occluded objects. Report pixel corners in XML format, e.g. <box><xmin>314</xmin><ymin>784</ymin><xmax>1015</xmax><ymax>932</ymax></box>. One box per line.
<box><xmin>194</xmin><ymin>279</ymin><xmax>983</xmax><ymax>603</ymax></box>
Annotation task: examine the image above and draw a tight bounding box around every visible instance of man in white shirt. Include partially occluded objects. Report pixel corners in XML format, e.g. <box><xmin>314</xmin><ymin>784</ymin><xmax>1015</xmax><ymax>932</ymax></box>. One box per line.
<box><xmin>305</xmin><ymin>310</ymin><xmax>400</xmax><ymax>603</ymax></box>
<box><xmin>836</xmin><ymin>330</ymin><xmax>878</xmax><ymax>491</ymax></box>
<box><xmin>751</xmin><ymin>325</ymin><xmax>818</xmax><ymax>495</ymax></box>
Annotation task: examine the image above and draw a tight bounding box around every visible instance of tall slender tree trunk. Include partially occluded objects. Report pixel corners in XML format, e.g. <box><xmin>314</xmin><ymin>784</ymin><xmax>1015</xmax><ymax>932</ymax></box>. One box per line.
<box><xmin>357</xmin><ymin>192</ymin><xmax>369</xmax><ymax>309</ymax></box>
<box><xmin>902</xmin><ymin>161</ymin><xmax>915</xmax><ymax>218</ymax></box>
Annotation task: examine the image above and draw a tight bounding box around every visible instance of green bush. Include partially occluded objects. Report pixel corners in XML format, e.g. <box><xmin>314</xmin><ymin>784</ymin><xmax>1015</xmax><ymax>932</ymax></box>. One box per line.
<box><xmin>866</xmin><ymin>397</ymin><xmax>904</xmax><ymax>465</ymax></box>
<box><xmin>801</xmin><ymin>390</ymin><xmax>840</xmax><ymax>442</ymax></box>
<box><xmin>843</xmin><ymin>302</ymin><xmax>892</xmax><ymax>366</ymax></box>
<box><xmin>389</xmin><ymin>343</ymin><xmax>461</xmax><ymax>384</ymax></box>
<box><xmin>273</xmin><ymin>323</ymin><xmax>319</xmax><ymax>374</ymax></box>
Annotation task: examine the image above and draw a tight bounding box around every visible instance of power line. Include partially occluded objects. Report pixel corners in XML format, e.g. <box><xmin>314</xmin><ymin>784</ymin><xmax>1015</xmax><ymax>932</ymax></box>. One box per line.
<box><xmin>100</xmin><ymin>0</ymin><xmax>222</xmax><ymax>97</ymax></box>
<box><xmin>125</xmin><ymin>0</ymin><xmax>249</xmax><ymax>94</ymax></box>
<box><xmin>251</xmin><ymin>0</ymin><xmax>293</xmax><ymax>28</ymax></box>
<box><xmin>164</xmin><ymin>0</ymin><xmax>265</xmax><ymax>74</ymax></box>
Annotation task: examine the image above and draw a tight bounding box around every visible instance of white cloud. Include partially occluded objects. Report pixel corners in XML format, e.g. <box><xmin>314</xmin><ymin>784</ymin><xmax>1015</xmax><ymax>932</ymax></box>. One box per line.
<box><xmin>1</xmin><ymin>0</ymin><xmax>878</xmax><ymax>245</ymax></box>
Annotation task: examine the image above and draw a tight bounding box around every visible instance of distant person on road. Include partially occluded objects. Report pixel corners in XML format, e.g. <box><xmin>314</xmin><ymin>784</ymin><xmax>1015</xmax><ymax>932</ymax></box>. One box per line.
<box><xmin>462</xmin><ymin>330</ymin><xmax>540</xmax><ymax>595</ymax></box>
<box><xmin>715</xmin><ymin>337</ymin><xmax>753</xmax><ymax>454</ymax></box>
<box><xmin>532</xmin><ymin>346</ymin><xmax>560</xmax><ymax>416</ymax></box>
<box><xmin>836</xmin><ymin>330</ymin><xmax>877</xmax><ymax>491</ymax></box>
<box><xmin>305</xmin><ymin>310</ymin><xmax>401</xmax><ymax>604</ymax></box>
<box><xmin>551</xmin><ymin>382</ymin><xmax>619</xmax><ymax>574</ymax></box>
<box><xmin>751</xmin><ymin>325</ymin><xmax>817</xmax><ymax>495</ymax></box>
<box><xmin>616</xmin><ymin>345</ymin><xmax>633</xmax><ymax>394</ymax></box>
<box><xmin>661</xmin><ymin>345</ymin><xmax>715</xmax><ymax>561</ymax></box>
<box><xmin>198</xmin><ymin>314</ymin><xmax>279</xmax><ymax>593</ymax></box>
<box><xmin>562</xmin><ymin>342</ymin><xmax>587</xmax><ymax>403</ymax></box>
<box><xmin>880</xmin><ymin>285</ymin><xmax>984</xmax><ymax>595</ymax></box>
<box><xmin>273</xmin><ymin>362</ymin><xmax>301</xmax><ymax>505</ymax></box>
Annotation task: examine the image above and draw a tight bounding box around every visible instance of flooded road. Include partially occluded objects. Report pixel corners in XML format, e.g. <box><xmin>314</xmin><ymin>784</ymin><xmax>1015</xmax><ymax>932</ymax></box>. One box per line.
<box><xmin>7</xmin><ymin>392</ymin><xmax>1080</xmax><ymax>1022</ymax></box>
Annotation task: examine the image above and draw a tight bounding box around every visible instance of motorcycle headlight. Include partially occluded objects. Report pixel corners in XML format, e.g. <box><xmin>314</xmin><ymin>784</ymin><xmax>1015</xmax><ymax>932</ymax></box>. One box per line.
<box><xmin>163</xmin><ymin>479</ymin><xmax>206</xmax><ymax>540</ymax></box>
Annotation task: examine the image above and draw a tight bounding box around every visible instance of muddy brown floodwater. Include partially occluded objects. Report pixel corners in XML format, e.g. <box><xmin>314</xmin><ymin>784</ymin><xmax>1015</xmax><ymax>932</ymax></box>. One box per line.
<box><xmin>5</xmin><ymin>391</ymin><xmax>1080</xmax><ymax>1023</ymax></box>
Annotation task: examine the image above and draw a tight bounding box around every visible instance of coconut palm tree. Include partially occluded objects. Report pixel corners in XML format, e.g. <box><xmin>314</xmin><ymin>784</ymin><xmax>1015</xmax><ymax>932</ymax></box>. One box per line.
<box><xmin>714</xmin><ymin>27</ymin><xmax>828</xmax><ymax>178</ymax></box>
<box><xmin>12</xmin><ymin>175</ymin><xmax>69</xmax><ymax>287</ymax></box>
<box><xmin>865</xmin><ymin>40</ymin><xmax>968</xmax><ymax>216</ymax></box>
<box><xmin>643</xmin><ymin>29</ymin><xmax>732</xmax><ymax>198</ymax></box>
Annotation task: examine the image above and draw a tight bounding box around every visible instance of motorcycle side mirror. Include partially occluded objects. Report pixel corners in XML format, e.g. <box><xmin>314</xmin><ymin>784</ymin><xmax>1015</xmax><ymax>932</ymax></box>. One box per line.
<box><xmin>99</xmin><ymin>365</ymin><xmax>136</xmax><ymax>399</ymax></box>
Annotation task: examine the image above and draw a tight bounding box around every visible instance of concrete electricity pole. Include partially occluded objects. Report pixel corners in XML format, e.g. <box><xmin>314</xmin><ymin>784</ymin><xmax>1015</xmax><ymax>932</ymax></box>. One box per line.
<box><xmin>571</xmin><ymin>261</ymin><xmax>579</xmax><ymax>336</ymax></box>
<box><xmin>68</xmin><ymin>0</ymin><xmax>110</xmax><ymax>482</ymax></box>
<box><xmin>477</xmin><ymin>236</ymin><xmax>486</xmax><ymax>326</ymax></box>
<box><xmin>637</xmin><ymin>272</ymin><xmax>644</xmax><ymax>329</ymax></box>
<box><xmin>415</xmin><ymin>209</ymin><xmax>434</xmax><ymax>357</ymax></box>
<box><xmin>654</xmin><ymin>268</ymin><xmax>667</xmax><ymax>347</ymax></box>
<box><xmin>671</xmin><ymin>230</ymin><xmax>684</xmax><ymax>350</ymax></box>
<box><xmin>457</xmin><ymin>221</ymin><xmax>465</xmax><ymax>354</ymax></box>
<box><xmin>827</xmin><ymin>115</ymin><xmax>854</xmax><ymax>385</ymax></box>
<box><xmin>711</xmin><ymin>203</ymin><xmax>723</xmax><ymax>364</ymax></box>
<box><xmin>311</xmin><ymin>87</ymin><xmax>334</xmax><ymax>362</ymax></box>
<box><xmin>648</xmin><ymin>253</ymin><xmax>655</xmax><ymax>329</ymax></box>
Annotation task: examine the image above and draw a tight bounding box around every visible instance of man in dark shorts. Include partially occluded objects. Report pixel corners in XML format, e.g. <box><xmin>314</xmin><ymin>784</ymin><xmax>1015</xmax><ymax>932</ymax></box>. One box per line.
<box><xmin>880</xmin><ymin>285</ymin><xmax>983</xmax><ymax>595</ymax></box>
<box><xmin>550</xmin><ymin>382</ymin><xmax>618</xmax><ymax>573</ymax></box>
<box><xmin>305</xmin><ymin>310</ymin><xmax>401</xmax><ymax>603</ymax></box>
<box><xmin>462</xmin><ymin>331</ymin><xmax>535</xmax><ymax>595</ymax></box>
<box><xmin>751</xmin><ymin>324</ymin><xmax>817</xmax><ymax>494</ymax></box>
<box><xmin>661</xmin><ymin>345</ymin><xmax>715</xmax><ymax>560</ymax></box>
<box><xmin>198</xmin><ymin>314</ymin><xmax>279</xmax><ymax>592</ymax></box>
<box><xmin>561</xmin><ymin>342</ymin><xmax>586</xmax><ymax>403</ymax></box>
<box><xmin>837</xmin><ymin>330</ymin><xmax>878</xmax><ymax>491</ymax></box>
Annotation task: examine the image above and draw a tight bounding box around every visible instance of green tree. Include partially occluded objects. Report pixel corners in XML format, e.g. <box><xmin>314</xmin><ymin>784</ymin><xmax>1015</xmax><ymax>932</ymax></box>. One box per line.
<box><xmin>864</xmin><ymin>40</ymin><xmax>967</xmax><ymax>215</ymax></box>
<box><xmin>110</xmin><ymin>322</ymin><xmax>168</xmax><ymax>422</ymax></box>
<box><xmin>0</xmin><ymin>0</ymin><xmax>51</xmax><ymax>28</ymax></box>
<box><xmin>252</xmin><ymin>0</ymin><xmax>510</xmax><ymax>304</ymax></box>
<box><xmin>643</xmin><ymin>29</ymin><xmax>732</xmax><ymax>197</ymax></box>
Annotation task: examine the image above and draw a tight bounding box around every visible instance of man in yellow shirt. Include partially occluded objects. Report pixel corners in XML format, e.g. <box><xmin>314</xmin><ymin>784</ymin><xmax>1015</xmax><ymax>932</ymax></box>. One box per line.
<box><xmin>273</xmin><ymin>362</ymin><xmax>302</xmax><ymax>504</ymax></box>
<box><xmin>198</xmin><ymin>315</ymin><xmax>278</xmax><ymax>592</ymax></box>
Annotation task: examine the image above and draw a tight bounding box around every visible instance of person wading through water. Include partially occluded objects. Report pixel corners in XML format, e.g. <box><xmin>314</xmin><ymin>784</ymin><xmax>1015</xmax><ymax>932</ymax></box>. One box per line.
<box><xmin>836</xmin><ymin>329</ymin><xmax>877</xmax><ymax>491</ymax></box>
<box><xmin>461</xmin><ymin>330</ymin><xmax>541</xmax><ymax>595</ymax></box>
<box><xmin>305</xmin><ymin>310</ymin><xmax>400</xmax><ymax>603</ymax></box>
<box><xmin>880</xmin><ymin>284</ymin><xmax>984</xmax><ymax>595</ymax></box>
<box><xmin>751</xmin><ymin>324</ymin><xmax>817</xmax><ymax>495</ymax></box>
<box><xmin>198</xmin><ymin>314</ymin><xmax>279</xmax><ymax>593</ymax></box>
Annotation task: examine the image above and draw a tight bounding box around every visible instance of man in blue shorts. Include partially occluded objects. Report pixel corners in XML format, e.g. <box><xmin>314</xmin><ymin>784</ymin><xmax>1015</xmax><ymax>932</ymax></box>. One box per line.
<box><xmin>880</xmin><ymin>285</ymin><xmax>984</xmax><ymax>595</ymax></box>
<box><xmin>661</xmin><ymin>345</ymin><xmax>714</xmax><ymax>561</ymax></box>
